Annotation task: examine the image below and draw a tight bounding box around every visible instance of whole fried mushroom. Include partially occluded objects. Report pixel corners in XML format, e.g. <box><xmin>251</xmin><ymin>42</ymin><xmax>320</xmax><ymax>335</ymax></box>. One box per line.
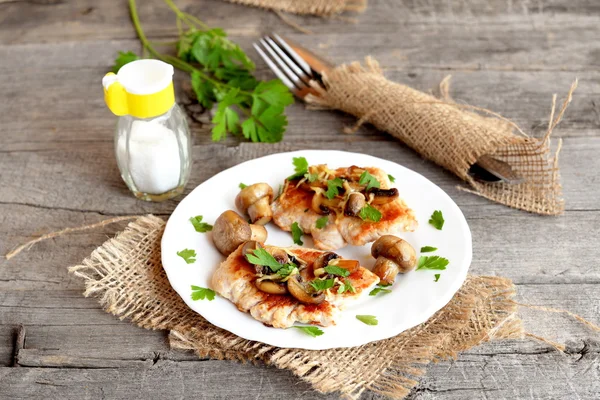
<box><xmin>371</xmin><ymin>235</ymin><xmax>417</xmax><ymax>285</ymax></box>
<box><xmin>212</xmin><ymin>210</ymin><xmax>267</xmax><ymax>256</ymax></box>
<box><xmin>235</xmin><ymin>183</ymin><xmax>273</xmax><ymax>225</ymax></box>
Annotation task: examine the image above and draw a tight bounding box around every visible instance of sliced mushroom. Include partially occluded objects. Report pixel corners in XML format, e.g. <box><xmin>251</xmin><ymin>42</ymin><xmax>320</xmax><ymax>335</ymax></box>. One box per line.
<box><xmin>344</xmin><ymin>192</ymin><xmax>366</xmax><ymax>216</ymax></box>
<box><xmin>241</xmin><ymin>240</ymin><xmax>262</xmax><ymax>256</ymax></box>
<box><xmin>269</xmin><ymin>248</ymin><xmax>290</xmax><ymax>265</ymax></box>
<box><xmin>312</xmin><ymin>252</ymin><xmax>340</xmax><ymax>277</ymax></box>
<box><xmin>235</xmin><ymin>183</ymin><xmax>274</xmax><ymax>225</ymax></box>
<box><xmin>371</xmin><ymin>235</ymin><xmax>417</xmax><ymax>284</ymax></box>
<box><xmin>287</xmin><ymin>275</ymin><xmax>325</xmax><ymax>304</ymax></box>
<box><xmin>212</xmin><ymin>210</ymin><xmax>268</xmax><ymax>256</ymax></box>
<box><xmin>328</xmin><ymin>258</ymin><xmax>360</xmax><ymax>274</ymax></box>
<box><xmin>311</xmin><ymin>192</ymin><xmax>330</xmax><ymax>215</ymax></box>
<box><xmin>255</xmin><ymin>280</ymin><xmax>288</xmax><ymax>295</ymax></box>
<box><xmin>368</xmin><ymin>188</ymin><xmax>399</xmax><ymax>205</ymax></box>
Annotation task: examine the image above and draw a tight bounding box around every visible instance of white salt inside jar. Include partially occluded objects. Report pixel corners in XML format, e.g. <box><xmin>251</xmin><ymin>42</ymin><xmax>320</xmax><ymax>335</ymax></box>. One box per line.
<box><xmin>117</xmin><ymin>120</ymin><xmax>181</xmax><ymax>195</ymax></box>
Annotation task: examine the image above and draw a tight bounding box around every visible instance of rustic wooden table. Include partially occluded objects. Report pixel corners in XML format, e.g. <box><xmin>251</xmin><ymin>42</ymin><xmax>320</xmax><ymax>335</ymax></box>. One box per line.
<box><xmin>1</xmin><ymin>0</ymin><xmax>599</xmax><ymax>398</ymax></box>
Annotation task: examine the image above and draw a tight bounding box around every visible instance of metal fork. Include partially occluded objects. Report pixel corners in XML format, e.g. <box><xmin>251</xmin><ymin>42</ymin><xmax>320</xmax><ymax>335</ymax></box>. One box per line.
<box><xmin>253</xmin><ymin>34</ymin><xmax>522</xmax><ymax>184</ymax></box>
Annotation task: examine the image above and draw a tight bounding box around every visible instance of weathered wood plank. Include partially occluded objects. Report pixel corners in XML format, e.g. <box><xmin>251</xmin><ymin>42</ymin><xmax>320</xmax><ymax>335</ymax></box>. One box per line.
<box><xmin>1</xmin><ymin>343</ymin><xmax>599</xmax><ymax>400</ymax></box>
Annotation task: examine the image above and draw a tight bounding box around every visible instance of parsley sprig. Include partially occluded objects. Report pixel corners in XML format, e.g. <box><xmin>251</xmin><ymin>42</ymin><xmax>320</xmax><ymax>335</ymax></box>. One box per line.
<box><xmin>356</xmin><ymin>315</ymin><xmax>378</xmax><ymax>326</ymax></box>
<box><xmin>291</xmin><ymin>222</ymin><xmax>304</xmax><ymax>245</ymax></box>
<box><xmin>177</xmin><ymin>249</ymin><xmax>196</xmax><ymax>264</ymax></box>
<box><xmin>359</xmin><ymin>171</ymin><xmax>380</xmax><ymax>191</ymax></box>
<box><xmin>287</xmin><ymin>157</ymin><xmax>309</xmax><ymax>180</ymax></box>
<box><xmin>191</xmin><ymin>285</ymin><xmax>216</xmax><ymax>301</ymax></box>
<box><xmin>429</xmin><ymin>210</ymin><xmax>445</xmax><ymax>230</ymax></box>
<box><xmin>246</xmin><ymin>248</ymin><xmax>286</xmax><ymax>272</ymax></box>
<box><xmin>293</xmin><ymin>326</ymin><xmax>324</xmax><ymax>337</ymax></box>
<box><xmin>315</xmin><ymin>216</ymin><xmax>329</xmax><ymax>229</ymax></box>
<box><xmin>117</xmin><ymin>0</ymin><xmax>293</xmax><ymax>143</ymax></box>
<box><xmin>359</xmin><ymin>204</ymin><xmax>382</xmax><ymax>222</ymax></box>
<box><xmin>189</xmin><ymin>215</ymin><xmax>213</xmax><ymax>233</ymax></box>
<box><xmin>325</xmin><ymin>178</ymin><xmax>344</xmax><ymax>199</ymax></box>
<box><xmin>416</xmin><ymin>255</ymin><xmax>449</xmax><ymax>270</ymax></box>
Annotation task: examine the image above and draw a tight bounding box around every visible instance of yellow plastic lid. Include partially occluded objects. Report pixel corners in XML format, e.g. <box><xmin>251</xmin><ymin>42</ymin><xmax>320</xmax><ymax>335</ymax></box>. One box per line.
<box><xmin>102</xmin><ymin>59</ymin><xmax>175</xmax><ymax>119</ymax></box>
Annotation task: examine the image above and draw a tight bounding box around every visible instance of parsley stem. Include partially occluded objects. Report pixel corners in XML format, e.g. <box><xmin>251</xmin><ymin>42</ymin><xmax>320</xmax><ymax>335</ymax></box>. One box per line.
<box><xmin>128</xmin><ymin>0</ymin><xmax>254</xmax><ymax>97</ymax></box>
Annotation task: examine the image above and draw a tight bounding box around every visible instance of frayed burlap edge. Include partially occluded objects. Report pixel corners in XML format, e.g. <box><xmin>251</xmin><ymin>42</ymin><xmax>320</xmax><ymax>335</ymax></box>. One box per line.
<box><xmin>221</xmin><ymin>0</ymin><xmax>367</xmax><ymax>16</ymax></box>
<box><xmin>69</xmin><ymin>215</ymin><xmax>524</xmax><ymax>399</ymax></box>
<box><xmin>306</xmin><ymin>57</ymin><xmax>577</xmax><ymax>215</ymax></box>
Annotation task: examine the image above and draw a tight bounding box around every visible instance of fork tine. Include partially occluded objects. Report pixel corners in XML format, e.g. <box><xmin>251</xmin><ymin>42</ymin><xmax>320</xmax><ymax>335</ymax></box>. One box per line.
<box><xmin>264</xmin><ymin>37</ymin><xmax>310</xmax><ymax>85</ymax></box>
<box><xmin>258</xmin><ymin>38</ymin><xmax>308</xmax><ymax>90</ymax></box>
<box><xmin>271</xmin><ymin>33</ymin><xmax>312</xmax><ymax>77</ymax></box>
<box><xmin>252</xmin><ymin>43</ymin><xmax>296</xmax><ymax>93</ymax></box>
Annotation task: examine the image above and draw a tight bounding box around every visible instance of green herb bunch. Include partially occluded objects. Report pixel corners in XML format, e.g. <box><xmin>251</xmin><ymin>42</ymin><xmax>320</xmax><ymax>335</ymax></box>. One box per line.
<box><xmin>115</xmin><ymin>0</ymin><xmax>294</xmax><ymax>143</ymax></box>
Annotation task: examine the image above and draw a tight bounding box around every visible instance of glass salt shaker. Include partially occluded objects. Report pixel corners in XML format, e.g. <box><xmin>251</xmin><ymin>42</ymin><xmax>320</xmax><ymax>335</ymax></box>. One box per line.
<box><xmin>102</xmin><ymin>59</ymin><xmax>191</xmax><ymax>202</ymax></box>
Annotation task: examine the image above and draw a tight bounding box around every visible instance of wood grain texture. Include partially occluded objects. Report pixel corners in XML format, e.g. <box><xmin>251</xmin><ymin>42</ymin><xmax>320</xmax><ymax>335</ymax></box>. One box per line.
<box><xmin>0</xmin><ymin>0</ymin><xmax>599</xmax><ymax>398</ymax></box>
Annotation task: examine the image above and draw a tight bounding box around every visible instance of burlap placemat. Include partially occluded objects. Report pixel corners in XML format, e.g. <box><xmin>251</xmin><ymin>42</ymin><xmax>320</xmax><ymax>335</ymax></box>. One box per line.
<box><xmin>221</xmin><ymin>0</ymin><xmax>367</xmax><ymax>16</ymax></box>
<box><xmin>307</xmin><ymin>57</ymin><xmax>577</xmax><ymax>215</ymax></box>
<box><xmin>69</xmin><ymin>215</ymin><xmax>524</xmax><ymax>399</ymax></box>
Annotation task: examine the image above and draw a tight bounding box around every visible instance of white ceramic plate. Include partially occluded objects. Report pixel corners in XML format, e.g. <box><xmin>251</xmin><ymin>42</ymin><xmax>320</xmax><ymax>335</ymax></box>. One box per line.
<box><xmin>162</xmin><ymin>150</ymin><xmax>471</xmax><ymax>350</ymax></box>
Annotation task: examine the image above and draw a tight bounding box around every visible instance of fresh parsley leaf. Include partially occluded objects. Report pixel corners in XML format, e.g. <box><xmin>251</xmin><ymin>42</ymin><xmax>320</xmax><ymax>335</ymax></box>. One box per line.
<box><xmin>356</xmin><ymin>315</ymin><xmax>378</xmax><ymax>326</ymax></box>
<box><xmin>359</xmin><ymin>204</ymin><xmax>382</xmax><ymax>222</ymax></box>
<box><xmin>211</xmin><ymin>88</ymin><xmax>242</xmax><ymax>141</ymax></box>
<box><xmin>242</xmin><ymin>103</ymin><xmax>288</xmax><ymax>143</ymax></box>
<box><xmin>417</xmin><ymin>256</ymin><xmax>449</xmax><ymax>271</ymax></box>
<box><xmin>324</xmin><ymin>265</ymin><xmax>350</xmax><ymax>277</ymax></box>
<box><xmin>246</xmin><ymin>248</ymin><xmax>284</xmax><ymax>272</ymax></box>
<box><xmin>305</xmin><ymin>172</ymin><xmax>318</xmax><ymax>183</ymax></box>
<box><xmin>189</xmin><ymin>215</ymin><xmax>213</xmax><ymax>233</ymax></box>
<box><xmin>190</xmin><ymin>28</ymin><xmax>255</xmax><ymax>72</ymax></box>
<box><xmin>293</xmin><ymin>326</ymin><xmax>324</xmax><ymax>337</ymax></box>
<box><xmin>309</xmin><ymin>278</ymin><xmax>335</xmax><ymax>292</ymax></box>
<box><xmin>420</xmin><ymin>246</ymin><xmax>438</xmax><ymax>253</ymax></box>
<box><xmin>378</xmin><ymin>282</ymin><xmax>393</xmax><ymax>287</ymax></box>
<box><xmin>325</xmin><ymin>178</ymin><xmax>344</xmax><ymax>200</ymax></box>
<box><xmin>359</xmin><ymin>171</ymin><xmax>380</xmax><ymax>191</ymax></box>
<box><xmin>191</xmin><ymin>70</ymin><xmax>216</xmax><ymax>109</ymax></box>
<box><xmin>291</xmin><ymin>222</ymin><xmax>304</xmax><ymax>245</ymax></box>
<box><xmin>277</xmin><ymin>264</ymin><xmax>297</xmax><ymax>277</ymax></box>
<box><xmin>369</xmin><ymin>287</ymin><xmax>392</xmax><ymax>296</ymax></box>
<box><xmin>315</xmin><ymin>216</ymin><xmax>329</xmax><ymax>229</ymax></box>
<box><xmin>177</xmin><ymin>249</ymin><xmax>196</xmax><ymax>264</ymax></box>
<box><xmin>337</xmin><ymin>279</ymin><xmax>356</xmax><ymax>294</ymax></box>
<box><xmin>190</xmin><ymin>285</ymin><xmax>216</xmax><ymax>301</ymax></box>
<box><xmin>429</xmin><ymin>210</ymin><xmax>445</xmax><ymax>230</ymax></box>
<box><xmin>253</xmin><ymin>79</ymin><xmax>294</xmax><ymax>108</ymax></box>
<box><xmin>111</xmin><ymin>51</ymin><xmax>139</xmax><ymax>73</ymax></box>
<box><xmin>434</xmin><ymin>274</ymin><xmax>441</xmax><ymax>282</ymax></box>
<box><xmin>287</xmin><ymin>157</ymin><xmax>309</xmax><ymax>180</ymax></box>
<box><xmin>388</xmin><ymin>174</ymin><xmax>396</xmax><ymax>183</ymax></box>
<box><xmin>239</xmin><ymin>183</ymin><xmax>248</xmax><ymax>189</ymax></box>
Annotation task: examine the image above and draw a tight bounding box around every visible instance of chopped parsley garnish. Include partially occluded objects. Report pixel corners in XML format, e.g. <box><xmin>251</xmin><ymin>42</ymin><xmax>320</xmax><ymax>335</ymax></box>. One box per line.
<box><xmin>324</xmin><ymin>265</ymin><xmax>350</xmax><ymax>277</ymax></box>
<box><xmin>239</xmin><ymin>183</ymin><xmax>248</xmax><ymax>189</ymax></box>
<box><xmin>324</xmin><ymin>177</ymin><xmax>344</xmax><ymax>199</ymax></box>
<box><xmin>189</xmin><ymin>215</ymin><xmax>213</xmax><ymax>233</ymax></box>
<box><xmin>246</xmin><ymin>248</ymin><xmax>285</xmax><ymax>272</ymax></box>
<box><xmin>306</xmin><ymin>172</ymin><xmax>318</xmax><ymax>182</ymax></box>
<box><xmin>190</xmin><ymin>285</ymin><xmax>215</xmax><ymax>301</ymax></box>
<box><xmin>337</xmin><ymin>279</ymin><xmax>356</xmax><ymax>294</ymax></box>
<box><xmin>293</xmin><ymin>326</ymin><xmax>324</xmax><ymax>337</ymax></box>
<box><xmin>291</xmin><ymin>222</ymin><xmax>304</xmax><ymax>245</ymax></box>
<box><xmin>276</xmin><ymin>264</ymin><xmax>298</xmax><ymax>277</ymax></box>
<box><xmin>434</xmin><ymin>274</ymin><xmax>441</xmax><ymax>282</ymax></box>
<box><xmin>429</xmin><ymin>210</ymin><xmax>445</xmax><ymax>230</ymax></box>
<box><xmin>177</xmin><ymin>249</ymin><xmax>197</xmax><ymax>264</ymax></box>
<box><xmin>315</xmin><ymin>216</ymin><xmax>329</xmax><ymax>229</ymax></box>
<box><xmin>359</xmin><ymin>204</ymin><xmax>382</xmax><ymax>222</ymax></box>
<box><xmin>287</xmin><ymin>157</ymin><xmax>309</xmax><ymax>180</ymax></box>
<box><xmin>359</xmin><ymin>170</ymin><xmax>380</xmax><ymax>190</ymax></box>
<box><xmin>420</xmin><ymin>246</ymin><xmax>438</xmax><ymax>253</ymax></box>
<box><xmin>417</xmin><ymin>255</ymin><xmax>449</xmax><ymax>271</ymax></box>
<box><xmin>309</xmin><ymin>278</ymin><xmax>335</xmax><ymax>292</ymax></box>
<box><xmin>369</xmin><ymin>287</ymin><xmax>392</xmax><ymax>296</ymax></box>
<box><xmin>356</xmin><ymin>315</ymin><xmax>378</xmax><ymax>326</ymax></box>
<box><xmin>388</xmin><ymin>174</ymin><xmax>396</xmax><ymax>183</ymax></box>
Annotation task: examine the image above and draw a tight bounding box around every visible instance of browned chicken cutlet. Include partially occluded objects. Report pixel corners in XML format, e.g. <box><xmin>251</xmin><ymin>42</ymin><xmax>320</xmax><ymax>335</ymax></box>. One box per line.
<box><xmin>272</xmin><ymin>165</ymin><xmax>417</xmax><ymax>250</ymax></box>
<box><xmin>211</xmin><ymin>245</ymin><xmax>379</xmax><ymax>329</ymax></box>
